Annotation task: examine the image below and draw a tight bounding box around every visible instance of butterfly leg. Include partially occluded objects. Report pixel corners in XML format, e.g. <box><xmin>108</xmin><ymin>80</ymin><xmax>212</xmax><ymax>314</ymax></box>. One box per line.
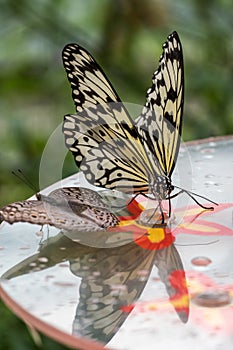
<box><xmin>147</xmin><ymin>201</ymin><xmax>166</xmax><ymax>227</ymax></box>
<box><xmin>169</xmin><ymin>187</ymin><xmax>217</xmax><ymax>210</ymax></box>
<box><xmin>37</xmin><ymin>225</ymin><xmax>51</xmax><ymax>246</ymax></box>
<box><xmin>159</xmin><ymin>201</ymin><xmax>165</xmax><ymax>224</ymax></box>
<box><xmin>183</xmin><ymin>191</ymin><xmax>215</xmax><ymax>210</ymax></box>
<box><xmin>38</xmin><ymin>226</ymin><xmax>45</xmax><ymax>246</ymax></box>
<box><xmin>168</xmin><ymin>189</ymin><xmax>183</xmax><ymax>201</ymax></box>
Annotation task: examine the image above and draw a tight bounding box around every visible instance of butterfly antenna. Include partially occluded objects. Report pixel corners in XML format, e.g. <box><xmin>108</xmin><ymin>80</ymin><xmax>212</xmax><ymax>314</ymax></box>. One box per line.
<box><xmin>172</xmin><ymin>185</ymin><xmax>218</xmax><ymax>210</ymax></box>
<box><xmin>12</xmin><ymin>169</ymin><xmax>38</xmax><ymax>193</ymax></box>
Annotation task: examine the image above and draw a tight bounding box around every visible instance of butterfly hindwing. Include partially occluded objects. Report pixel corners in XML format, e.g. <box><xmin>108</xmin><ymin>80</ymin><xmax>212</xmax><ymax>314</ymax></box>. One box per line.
<box><xmin>64</xmin><ymin>112</ymin><xmax>150</xmax><ymax>193</ymax></box>
<box><xmin>46</xmin><ymin>187</ymin><xmax>119</xmax><ymax>228</ymax></box>
<box><xmin>48</xmin><ymin>187</ymin><xmax>106</xmax><ymax>207</ymax></box>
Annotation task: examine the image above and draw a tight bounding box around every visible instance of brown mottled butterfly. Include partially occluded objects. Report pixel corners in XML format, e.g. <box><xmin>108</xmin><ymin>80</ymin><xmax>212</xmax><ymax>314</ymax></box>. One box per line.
<box><xmin>0</xmin><ymin>187</ymin><xmax>118</xmax><ymax>231</ymax></box>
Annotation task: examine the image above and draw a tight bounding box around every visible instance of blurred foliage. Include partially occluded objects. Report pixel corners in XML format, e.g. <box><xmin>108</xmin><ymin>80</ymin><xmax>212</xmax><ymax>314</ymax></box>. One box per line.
<box><xmin>0</xmin><ymin>0</ymin><xmax>233</xmax><ymax>206</ymax></box>
<box><xmin>0</xmin><ymin>0</ymin><xmax>232</xmax><ymax>347</ymax></box>
<box><xmin>0</xmin><ymin>298</ymin><xmax>74</xmax><ymax>350</ymax></box>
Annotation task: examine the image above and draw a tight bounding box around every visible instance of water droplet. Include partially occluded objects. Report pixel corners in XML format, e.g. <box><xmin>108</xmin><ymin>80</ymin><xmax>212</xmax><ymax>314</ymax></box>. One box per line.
<box><xmin>41</xmin><ymin>312</ymin><xmax>52</xmax><ymax>317</ymax></box>
<box><xmin>58</xmin><ymin>263</ymin><xmax>69</xmax><ymax>268</ymax></box>
<box><xmin>45</xmin><ymin>275</ymin><xmax>54</xmax><ymax>281</ymax></box>
<box><xmin>110</xmin><ymin>284</ymin><xmax>127</xmax><ymax>296</ymax></box>
<box><xmin>35</xmin><ymin>230</ymin><xmax>43</xmax><ymax>237</ymax></box>
<box><xmin>38</xmin><ymin>257</ymin><xmax>48</xmax><ymax>263</ymax></box>
<box><xmin>192</xmin><ymin>290</ymin><xmax>231</xmax><ymax>307</ymax></box>
<box><xmin>152</xmin><ymin>277</ymin><xmax>160</xmax><ymax>282</ymax></box>
<box><xmin>91</xmin><ymin>298</ymin><xmax>100</xmax><ymax>304</ymax></box>
<box><xmin>137</xmin><ymin>269</ymin><xmax>149</xmax><ymax>276</ymax></box>
<box><xmin>92</xmin><ymin>271</ymin><xmax>101</xmax><ymax>277</ymax></box>
<box><xmin>111</xmin><ymin>284</ymin><xmax>127</xmax><ymax>291</ymax></box>
<box><xmin>200</xmin><ymin>147</ymin><xmax>215</xmax><ymax>154</ymax></box>
<box><xmin>205</xmin><ymin>173</ymin><xmax>214</xmax><ymax>179</ymax></box>
<box><xmin>204</xmin><ymin>181</ymin><xmax>219</xmax><ymax>188</ymax></box>
<box><xmin>53</xmin><ymin>281</ymin><xmax>75</xmax><ymax>287</ymax></box>
<box><xmin>19</xmin><ymin>246</ymin><xmax>30</xmax><ymax>250</ymax></box>
<box><xmin>191</xmin><ymin>256</ymin><xmax>212</xmax><ymax>267</ymax></box>
<box><xmin>202</xmin><ymin>154</ymin><xmax>213</xmax><ymax>159</ymax></box>
<box><xmin>29</xmin><ymin>262</ymin><xmax>37</xmax><ymax>267</ymax></box>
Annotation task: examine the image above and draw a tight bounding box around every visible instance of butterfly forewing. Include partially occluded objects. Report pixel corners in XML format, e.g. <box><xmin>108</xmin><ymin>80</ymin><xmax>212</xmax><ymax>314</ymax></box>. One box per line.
<box><xmin>62</xmin><ymin>45</ymin><xmax>121</xmax><ymax>109</ymax></box>
<box><xmin>62</xmin><ymin>44</ymin><xmax>153</xmax><ymax>193</ymax></box>
<box><xmin>135</xmin><ymin>31</ymin><xmax>184</xmax><ymax>177</ymax></box>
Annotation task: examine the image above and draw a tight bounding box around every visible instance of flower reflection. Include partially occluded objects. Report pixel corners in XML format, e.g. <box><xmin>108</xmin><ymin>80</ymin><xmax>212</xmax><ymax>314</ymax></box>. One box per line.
<box><xmin>173</xmin><ymin>203</ymin><xmax>233</xmax><ymax>236</ymax></box>
<box><xmin>125</xmin><ymin>196</ymin><xmax>233</xmax><ymax>238</ymax></box>
<box><xmin>110</xmin><ymin>199</ymin><xmax>233</xmax><ymax>336</ymax></box>
<box><xmin>188</xmin><ymin>271</ymin><xmax>233</xmax><ymax>335</ymax></box>
<box><xmin>4</xmin><ymin>198</ymin><xmax>233</xmax><ymax>344</ymax></box>
<box><xmin>1</xmin><ymin>196</ymin><xmax>233</xmax><ymax>344</ymax></box>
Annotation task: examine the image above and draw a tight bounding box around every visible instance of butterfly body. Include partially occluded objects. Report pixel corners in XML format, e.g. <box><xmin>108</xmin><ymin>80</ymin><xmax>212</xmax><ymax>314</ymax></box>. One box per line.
<box><xmin>149</xmin><ymin>175</ymin><xmax>173</xmax><ymax>202</ymax></box>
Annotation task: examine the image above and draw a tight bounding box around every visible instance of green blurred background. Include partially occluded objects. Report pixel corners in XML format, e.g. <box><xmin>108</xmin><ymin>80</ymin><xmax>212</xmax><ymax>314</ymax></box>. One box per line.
<box><xmin>0</xmin><ymin>0</ymin><xmax>232</xmax><ymax>348</ymax></box>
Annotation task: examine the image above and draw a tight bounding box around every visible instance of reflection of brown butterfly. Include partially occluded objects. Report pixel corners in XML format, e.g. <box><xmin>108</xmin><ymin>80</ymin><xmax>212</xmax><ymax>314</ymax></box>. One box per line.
<box><xmin>2</xmin><ymin>233</ymin><xmax>189</xmax><ymax>345</ymax></box>
<box><xmin>0</xmin><ymin>187</ymin><xmax>118</xmax><ymax>231</ymax></box>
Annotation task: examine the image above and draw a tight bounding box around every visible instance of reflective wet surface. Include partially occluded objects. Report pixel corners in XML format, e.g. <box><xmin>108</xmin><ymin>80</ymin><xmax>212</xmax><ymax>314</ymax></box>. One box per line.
<box><xmin>0</xmin><ymin>137</ymin><xmax>233</xmax><ymax>350</ymax></box>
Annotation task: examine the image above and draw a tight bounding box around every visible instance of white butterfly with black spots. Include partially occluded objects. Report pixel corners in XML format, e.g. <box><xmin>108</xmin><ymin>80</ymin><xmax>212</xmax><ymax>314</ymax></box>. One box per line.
<box><xmin>62</xmin><ymin>31</ymin><xmax>217</xmax><ymax>220</ymax></box>
<box><xmin>62</xmin><ymin>32</ymin><xmax>183</xmax><ymax>213</ymax></box>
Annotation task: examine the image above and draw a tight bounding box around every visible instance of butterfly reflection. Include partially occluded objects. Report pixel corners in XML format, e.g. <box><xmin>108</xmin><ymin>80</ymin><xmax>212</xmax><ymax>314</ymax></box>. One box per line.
<box><xmin>1</xmin><ymin>232</ymin><xmax>189</xmax><ymax>345</ymax></box>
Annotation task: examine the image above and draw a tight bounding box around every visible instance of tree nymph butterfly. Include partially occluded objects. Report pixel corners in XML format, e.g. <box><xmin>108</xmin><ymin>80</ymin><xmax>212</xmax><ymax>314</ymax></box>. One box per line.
<box><xmin>62</xmin><ymin>31</ymin><xmax>217</xmax><ymax>224</ymax></box>
<box><xmin>0</xmin><ymin>187</ymin><xmax>118</xmax><ymax>231</ymax></box>
<box><xmin>63</xmin><ymin>32</ymin><xmax>216</xmax><ymax>222</ymax></box>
